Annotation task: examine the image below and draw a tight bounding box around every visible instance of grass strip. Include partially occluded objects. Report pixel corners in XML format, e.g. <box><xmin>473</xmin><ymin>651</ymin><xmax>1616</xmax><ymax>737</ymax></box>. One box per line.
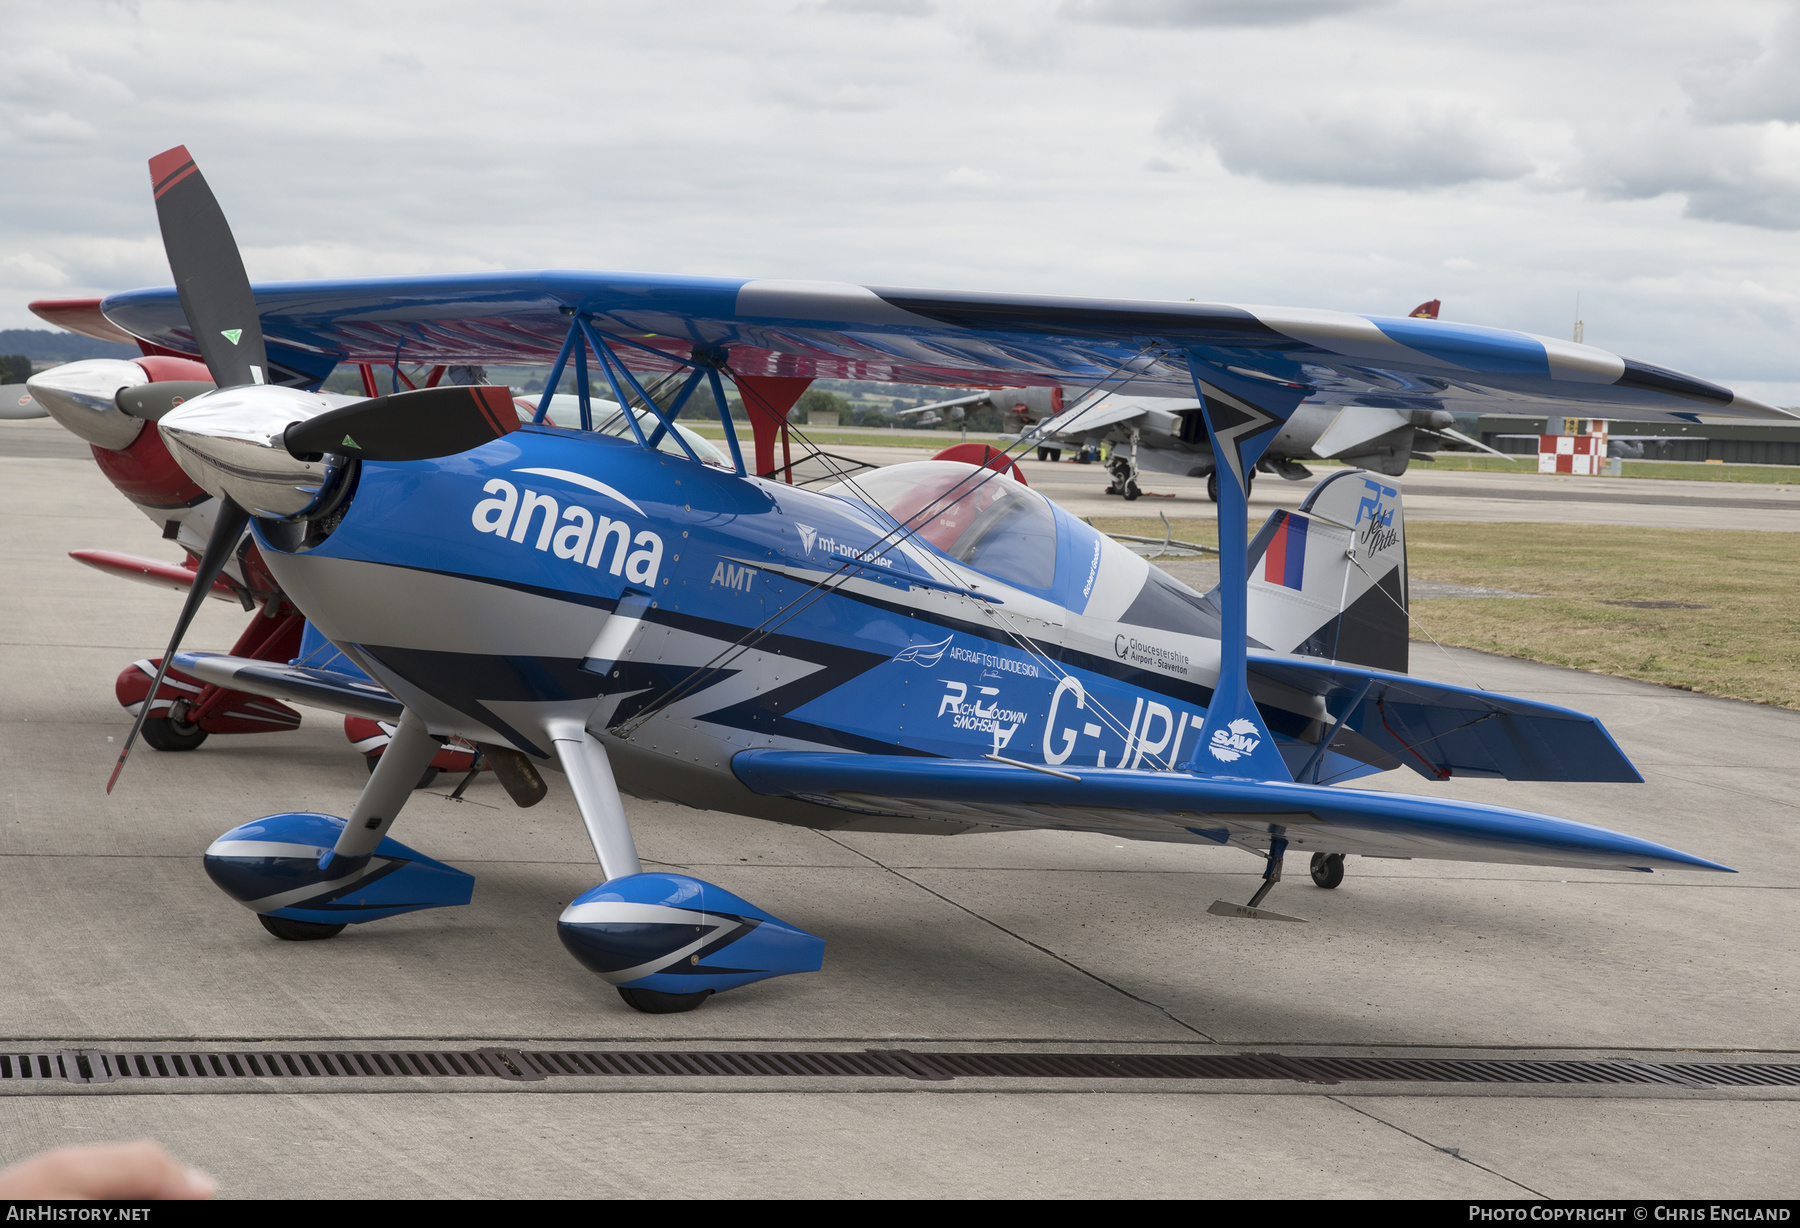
<box><xmin>1093</xmin><ymin>517</ymin><xmax>1800</xmax><ymax>710</ymax></box>
<box><xmin>1417</xmin><ymin>454</ymin><xmax>1800</xmax><ymax>485</ymax></box>
<box><xmin>1402</xmin><ymin>522</ymin><xmax>1800</xmax><ymax>709</ymax></box>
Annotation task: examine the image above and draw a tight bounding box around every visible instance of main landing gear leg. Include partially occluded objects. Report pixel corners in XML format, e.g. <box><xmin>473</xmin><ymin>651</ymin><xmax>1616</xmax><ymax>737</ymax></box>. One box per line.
<box><xmin>333</xmin><ymin>709</ymin><xmax>441</xmax><ymax>863</ymax></box>
<box><xmin>1208</xmin><ymin>835</ymin><xmax>1308</xmax><ymax>923</ymax></box>
<box><xmin>205</xmin><ymin>707</ymin><xmax>475</xmax><ymax>940</ymax></box>
<box><xmin>550</xmin><ymin>720</ymin><xmax>824</xmax><ymax>1014</ymax></box>
<box><xmin>548</xmin><ymin>720</ymin><xmax>643</xmax><ymax>882</ymax></box>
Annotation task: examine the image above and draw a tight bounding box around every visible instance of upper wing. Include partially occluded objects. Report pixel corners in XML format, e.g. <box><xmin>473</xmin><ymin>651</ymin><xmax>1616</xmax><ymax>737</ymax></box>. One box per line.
<box><xmin>731</xmin><ymin>750</ymin><xmax>1726</xmax><ymax>874</ymax></box>
<box><xmin>97</xmin><ymin>273</ymin><xmax>1792</xmax><ymax>426</ymax></box>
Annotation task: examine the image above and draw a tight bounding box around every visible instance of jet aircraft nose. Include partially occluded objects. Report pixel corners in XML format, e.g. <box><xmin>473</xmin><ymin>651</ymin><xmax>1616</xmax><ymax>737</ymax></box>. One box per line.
<box><xmin>158</xmin><ymin>385</ymin><xmax>352</xmax><ymax>518</ymax></box>
<box><xmin>26</xmin><ymin>358</ymin><xmax>151</xmax><ymax>451</ymax></box>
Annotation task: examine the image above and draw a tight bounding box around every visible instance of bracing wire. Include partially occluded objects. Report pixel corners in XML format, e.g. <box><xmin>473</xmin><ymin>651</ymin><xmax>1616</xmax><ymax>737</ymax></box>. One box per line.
<box><xmin>609</xmin><ymin>347</ymin><xmax>1173</xmax><ymax>746</ymax></box>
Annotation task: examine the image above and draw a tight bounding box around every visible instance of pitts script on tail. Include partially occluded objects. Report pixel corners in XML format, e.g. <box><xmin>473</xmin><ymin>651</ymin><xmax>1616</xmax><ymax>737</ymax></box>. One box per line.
<box><xmin>95</xmin><ymin>145</ymin><xmax>1779</xmax><ymax>1013</ymax></box>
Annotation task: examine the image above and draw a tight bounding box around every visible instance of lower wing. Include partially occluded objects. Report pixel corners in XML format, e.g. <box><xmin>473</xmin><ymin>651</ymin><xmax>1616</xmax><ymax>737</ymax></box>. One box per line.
<box><xmin>173</xmin><ymin>651</ymin><xmax>403</xmax><ymax>721</ymax></box>
<box><xmin>732</xmin><ymin>751</ymin><xmax>1727</xmax><ymax>874</ymax></box>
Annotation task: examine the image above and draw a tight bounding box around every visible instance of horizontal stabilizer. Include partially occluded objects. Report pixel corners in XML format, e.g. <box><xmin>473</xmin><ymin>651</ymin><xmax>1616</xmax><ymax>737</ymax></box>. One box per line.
<box><xmin>732</xmin><ymin>751</ymin><xmax>1727</xmax><ymax>874</ymax></box>
<box><xmin>174</xmin><ymin>651</ymin><xmax>402</xmax><ymax>720</ymax></box>
<box><xmin>1247</xmin><ymin>652</ymin><xmax>1642</xmax><ymax>783</ymax></box>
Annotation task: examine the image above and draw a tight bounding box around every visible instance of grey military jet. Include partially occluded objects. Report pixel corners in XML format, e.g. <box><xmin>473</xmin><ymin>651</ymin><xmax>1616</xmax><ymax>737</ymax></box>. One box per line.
<box><xmin>1019</xmin><ymin>299</ymin><xmax>1502</xmax><ymax>501</ymax></box>
<box><xmin>1025</xmin><ymin>389</ymin><xmax>1502</xmax><ymax>501</ymax></box>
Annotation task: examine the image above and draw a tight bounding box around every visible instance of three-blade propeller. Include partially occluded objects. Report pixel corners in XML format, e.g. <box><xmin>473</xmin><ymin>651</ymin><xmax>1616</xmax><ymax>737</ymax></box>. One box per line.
<box><xmin>110</xmin><ymin>146</ymin><xmax>523</xmax><ymax>792</ymax></box>
<box><xmin>109</xmin><ymin>148</ymin><xmax>271</xmax><ymax>792</ymax></box>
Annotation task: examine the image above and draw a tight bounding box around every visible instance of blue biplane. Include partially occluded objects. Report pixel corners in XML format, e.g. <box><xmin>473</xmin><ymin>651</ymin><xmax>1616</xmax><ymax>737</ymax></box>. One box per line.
<box><xmin>92</xmin><ymin>146</ymin><xmax>1786</xmax><ymax>1012</ymax></box>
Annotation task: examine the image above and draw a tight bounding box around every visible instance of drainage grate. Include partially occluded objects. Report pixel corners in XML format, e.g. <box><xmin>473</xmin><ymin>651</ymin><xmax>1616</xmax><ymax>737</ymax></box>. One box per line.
<box><xmin>3</xmin><ymin>1049</ymin><xmax>1796</xmax><ymax>1088</ymax></box>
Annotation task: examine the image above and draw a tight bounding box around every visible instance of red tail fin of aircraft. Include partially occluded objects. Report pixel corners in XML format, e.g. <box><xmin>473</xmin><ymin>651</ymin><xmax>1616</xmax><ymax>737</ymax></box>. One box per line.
<box><xmin>1409</xmin><ymin>299</ymin><xmax>1441</xmax><ymax>319</ymax></box>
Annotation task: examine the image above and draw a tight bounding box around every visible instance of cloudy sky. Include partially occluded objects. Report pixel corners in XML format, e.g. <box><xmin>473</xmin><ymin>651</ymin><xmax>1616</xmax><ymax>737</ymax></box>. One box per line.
<box><xmin>5</xmin><ymin>0</ymin><xmax>1800</xmax><ymax>400</ymax></box>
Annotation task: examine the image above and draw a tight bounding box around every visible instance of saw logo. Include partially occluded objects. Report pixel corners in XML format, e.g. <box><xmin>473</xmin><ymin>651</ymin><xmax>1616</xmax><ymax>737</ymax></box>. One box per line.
<box><xmin>470</xmin><ymin>477</ymin><xmax>664</xmax><ymax>586</ymax></box>
<box><xmin>1209</xmin><ymin>718</ymin><xmax>1261</xmax><ymax>763</ymax></box>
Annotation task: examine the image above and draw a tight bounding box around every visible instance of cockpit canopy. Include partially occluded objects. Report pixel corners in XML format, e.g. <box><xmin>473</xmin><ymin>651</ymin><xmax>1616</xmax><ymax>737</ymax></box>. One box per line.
<box><xmin>821</xmin><ymin>461</ymin><xmax>1057</xmax><ymax>592</ymax></box>
<box><xmin>820</xmin><ymin>458</ymin><xmax>1220</xmax><ymax>637</ymax></box>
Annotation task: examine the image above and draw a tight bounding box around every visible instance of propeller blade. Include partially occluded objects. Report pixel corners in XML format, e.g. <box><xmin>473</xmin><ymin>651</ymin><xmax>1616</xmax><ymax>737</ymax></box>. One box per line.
<box><xmin>114</xmin><ymin>380</ymin><xmax>216</xmax><ymax>421</ymax></box>
<box><xmin>283</xmin><ymin>385</ymin><xmax>519</xmax><ymax>462</ymax></box>
<box><xmin>148</xmin><ymin>146</ymin><xmax>269</xmax><ymax>389</ymax></box>
<box><xmin>106</xmin><ymin>497</ymin><xmax>250</xmax><ymax>794</ymax></box>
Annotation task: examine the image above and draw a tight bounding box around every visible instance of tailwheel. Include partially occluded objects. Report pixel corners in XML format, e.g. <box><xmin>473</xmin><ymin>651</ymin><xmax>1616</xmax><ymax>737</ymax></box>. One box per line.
<box><xmin>618</xmin><ymin>987</ymin><xmax>713</xmax><ymax>1014</ymax></box>
<box><xmin>139</xmin><ymin>716</ymin><xmax>208</xmax><ymax>752</ymax></box>
<box><xmin>258</xmin><ymin>914</ymin><xmax>346</xmax><ymax>941</ymax></box>
<box><xmin>1309</xmin><ymin>852</ymin><xmax>1345</xmax><ymax>889</ymax></box>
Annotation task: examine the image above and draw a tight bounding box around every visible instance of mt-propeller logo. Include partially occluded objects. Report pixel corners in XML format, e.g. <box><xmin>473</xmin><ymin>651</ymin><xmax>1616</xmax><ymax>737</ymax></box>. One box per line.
<box><xmin>220</xmin><ymin>328</ymin><xmax>242</xmax><ymax>345</ymax></box>
<box><xmin>796</xmin><ymin>524</ymin><xmax>817</xmax><ymax>552</ymax></box>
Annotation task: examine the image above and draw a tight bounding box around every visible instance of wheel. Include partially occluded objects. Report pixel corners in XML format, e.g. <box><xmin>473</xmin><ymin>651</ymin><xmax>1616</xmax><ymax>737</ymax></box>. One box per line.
<box><xmin>618</xmin><ymin>986</ymin><xmax>713</xmax><ymax>1014</ymax></box>
<box><xmin>139</xmin><ymin>716</ymin><xmax>208</xmax><ymax>752</ymax></box>
<box><xmin>1036</xmin><ymin>446</ymin><xmax>1050</xmax><ymax>461</ymax></box>
<box><xmin>364</xmin><ymin>756</ymin><xmax>440</xmax><ymax>789</ymax></box>
<box><xmin>1310</xmin><ymin>852</ymin><xmax>1345</xmax><ymax>889</ymax></box>
<box><xmin>258</xmin><ymin>913</ymin><xmax>346</xmax><ymax>941</ymax></box>
<box><xmin>1123</xmin><ymin>480</ymin><xmax>1141</xmax><ymax>501</ymax></box>
<box><xmin>1206</xmin><ymin>470</ymin><xmax>1219</xmax><ymax>503</ymax></box>
<box><xmin>1046</xmin><ymin>449</ymin><xmax>1061</xmax><ymax>462</ymax></box>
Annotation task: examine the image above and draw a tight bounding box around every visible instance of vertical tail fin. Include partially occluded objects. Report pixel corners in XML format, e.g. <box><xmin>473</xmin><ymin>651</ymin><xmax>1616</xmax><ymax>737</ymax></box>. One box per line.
<box><xmin>1241</xmin><ymin>469</ymin><xmax>1409</xmax><ymax>672</ymax></box>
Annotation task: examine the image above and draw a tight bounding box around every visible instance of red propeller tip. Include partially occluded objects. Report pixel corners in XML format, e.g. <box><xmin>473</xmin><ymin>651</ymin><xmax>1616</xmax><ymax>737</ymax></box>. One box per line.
<box><xmin>149</xmin><ymin>146</ymin><xmax>199</xmax><ymax>200</ymax></box>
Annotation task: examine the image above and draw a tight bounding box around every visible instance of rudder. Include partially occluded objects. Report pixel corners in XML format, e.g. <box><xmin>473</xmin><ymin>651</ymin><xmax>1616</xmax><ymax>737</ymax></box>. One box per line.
<box><xmin>1241</xmin><ymin>469</ymin><xmax>1408</xmax><ymax>672</ymax></box>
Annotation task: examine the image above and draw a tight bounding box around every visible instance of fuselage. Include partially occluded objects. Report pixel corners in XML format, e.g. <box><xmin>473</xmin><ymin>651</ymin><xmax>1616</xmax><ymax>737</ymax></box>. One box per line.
<box><xmin>257</xmin><ymin>426</ymin><xmax>1361</xmax><ymax>833</ymax></box>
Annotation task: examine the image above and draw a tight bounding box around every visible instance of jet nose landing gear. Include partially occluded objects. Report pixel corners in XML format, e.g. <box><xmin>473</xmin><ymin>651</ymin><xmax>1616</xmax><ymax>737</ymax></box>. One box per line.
<box><xmin>558</xmin><ymin>872</ymin><xmax>825</xmax><ymax>1014</ymax></box>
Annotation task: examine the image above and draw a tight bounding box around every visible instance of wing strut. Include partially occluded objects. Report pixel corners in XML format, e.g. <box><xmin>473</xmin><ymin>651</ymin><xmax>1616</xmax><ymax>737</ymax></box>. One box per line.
<box><xmin>1181</xmin><ymin>357</ymin><xmax>1308</xmax><ymax>780</ymax></box>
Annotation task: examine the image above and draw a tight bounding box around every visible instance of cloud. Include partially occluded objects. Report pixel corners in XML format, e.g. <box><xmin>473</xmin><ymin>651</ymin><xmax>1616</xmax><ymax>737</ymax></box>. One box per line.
<box><xmin>1060</xmin><ymin>0</ymin><xmax>1387</xmax><ymax>28</ymax></box>
<box><xmin>804</xmin><ymin>0</ymin><xmax>934</xmax><ymax>15</ymax></box>
<box><xmin>0</xmin><ymin>253</ymin><xmax>71</xmax><ymax>289</ymax></box>
<box><xmin>941</xmin><ymin>166</ymin><xmax>996</xmax><ymax>188</ymax></box>
<box><xmin>1685</xmin><ymin>10</ymin><xmax>1800</xmax><ymax>125</ymax></box>
<box><xmin>0</xmin><ymin>47</ymin><xmax>134</xmax><ymax>105</ymax></box>
<box><xmin>768</xmin><ymin>84</ymin><xmax>890</xmax><ymax>113</ymax></box>
<box><xmin>1161</xmin><ymin>95</ymin><xmax>1532</xmax><ymax>189</ymax></box>
<box><xmin>1573</xmin><ymin>121</ymin><xmax>1800</xmax><ymax>230</ymax></box>
<box><xmin>0</xmin><ymin>0</ymin><xmax>1796</xmax><ymax>400</ymax></box>
<box><xmin>1548</xmin><ymin>9</ymin><xmax>1800</xmax><ymax>230</ymax></box>
<box><xmin>9</xmin><ymin>111</ymin><xmax>98</xmax><ymax>143</ymax></box>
